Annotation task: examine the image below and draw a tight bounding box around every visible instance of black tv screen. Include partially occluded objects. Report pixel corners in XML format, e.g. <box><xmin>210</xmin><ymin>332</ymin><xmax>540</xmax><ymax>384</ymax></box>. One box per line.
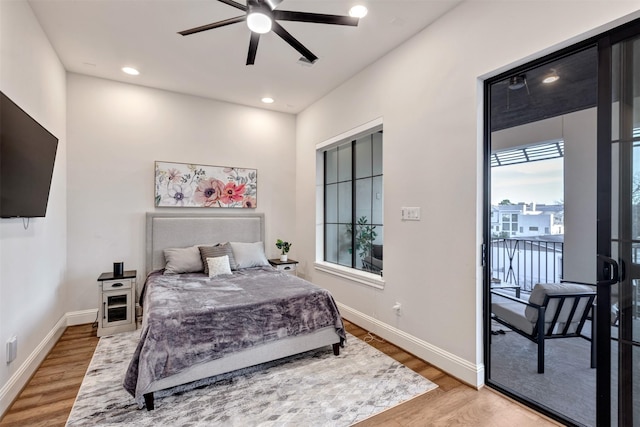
<box><xmin>1</xmin><ymin>91</ymin><xmax>58</xmax><ymax>218</ymax></box>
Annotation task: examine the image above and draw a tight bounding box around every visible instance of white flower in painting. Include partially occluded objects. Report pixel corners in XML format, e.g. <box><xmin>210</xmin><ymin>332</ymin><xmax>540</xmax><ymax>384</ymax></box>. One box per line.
<box><xmin>164</xmin><ymin>183</ymin><xmax>193</xmax><ymax>206</ymax></box>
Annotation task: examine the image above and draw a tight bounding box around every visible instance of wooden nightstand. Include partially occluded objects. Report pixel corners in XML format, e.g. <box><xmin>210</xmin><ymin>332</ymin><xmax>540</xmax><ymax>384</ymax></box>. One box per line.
<box><xmin>97</xmin><ymin>270</ymin><xmax>137</xmax><ymax>337</ymax></box>
<box><xmin>269</xmin><ymin>259</ymin><xmax>298</xmax><ymax>276</ymax></box>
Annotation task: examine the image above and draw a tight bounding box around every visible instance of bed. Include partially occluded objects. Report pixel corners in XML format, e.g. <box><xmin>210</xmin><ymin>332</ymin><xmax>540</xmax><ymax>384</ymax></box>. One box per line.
<box><xmin>123</xmin><ymin>213</ymin><xmax>345</xmax><ymax>410</ymax></box>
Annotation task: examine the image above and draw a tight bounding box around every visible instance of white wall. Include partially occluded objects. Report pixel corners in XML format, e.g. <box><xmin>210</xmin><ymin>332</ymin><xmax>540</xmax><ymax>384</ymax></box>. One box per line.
<box><xmin>66</xmin><ymin>74</ymin><xmax>297</xmax><ymax>312</ymax></box>
<box><xmin>295</xmin><ymin>1</ymin><xmax>639</xmax><ymax>386</ymax></box>
<box><xmin>563</xmin><ymin>109</ymin><xmax>598</xmax><ymax>284</ymax></box>
<box><xmin>0</xmin><ymin>0</ymin><xmax>67</xmax><ymax>414</ymax></box>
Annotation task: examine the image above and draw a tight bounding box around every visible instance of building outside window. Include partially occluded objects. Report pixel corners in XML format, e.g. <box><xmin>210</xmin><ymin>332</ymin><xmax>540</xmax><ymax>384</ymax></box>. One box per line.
<box><xmin>323</xmin><ymin>130</ymin><xmax>383</xmax><ymax>274</ymax></box>
<box><xmin>501</xmin><ymin>213</ymin><xmax>518</xmax><ymax>236</ymax></box>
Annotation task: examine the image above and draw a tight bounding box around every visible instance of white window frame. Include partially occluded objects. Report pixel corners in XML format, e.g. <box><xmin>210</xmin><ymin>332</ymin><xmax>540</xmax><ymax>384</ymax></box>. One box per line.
<box><xmin>315</xmin><ymin>117</ymin><xmax>385</xmax><ymax>289</ymax></box>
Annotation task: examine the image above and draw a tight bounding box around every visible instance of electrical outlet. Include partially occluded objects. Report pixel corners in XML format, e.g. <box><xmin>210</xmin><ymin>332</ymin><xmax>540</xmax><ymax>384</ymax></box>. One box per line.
<box><xmin>6</xmin><ymin>336</ymin><xmax>17</xmax><ymax>364</ymax></box>
<box><xmin>392</xmin><ymin>302</ymin><xmax>402</xmax><ymax>316</ymax></box>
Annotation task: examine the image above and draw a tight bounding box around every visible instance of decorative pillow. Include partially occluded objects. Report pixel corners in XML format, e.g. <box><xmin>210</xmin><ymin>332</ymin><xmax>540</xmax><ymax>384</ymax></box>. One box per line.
<box><xmin>199</xmin><ymin>243</ymin><xmax>238</xmax><ymax>275</ymax></box>
<box><xmin>230</xmin><ymin>241</ymin><xmax>269</xmax><ymax>269</ymax></box>
<box><xmin>206</xmin><ymin>255</ymin><xmax>232</xmax><ymax>278</ymax></box>
<box><xmin>163</xmin><ymin>246</ymin><xmax>203</xmax><ymax>274</ymax></box>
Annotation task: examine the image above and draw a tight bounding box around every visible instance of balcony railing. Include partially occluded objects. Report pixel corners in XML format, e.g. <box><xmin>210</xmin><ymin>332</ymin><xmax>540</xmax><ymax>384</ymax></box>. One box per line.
<box><xmin>490</xmin><ymin>238</ymin><xmax>563</xmax><ymax>293</ymax></box>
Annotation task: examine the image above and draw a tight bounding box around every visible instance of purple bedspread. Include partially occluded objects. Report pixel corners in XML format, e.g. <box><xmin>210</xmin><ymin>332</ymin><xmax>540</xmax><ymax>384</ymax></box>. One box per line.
<box><xmin>123</xmin><ymin>266</ymin><xmax>345</xmax><ymax>401</ymax></box>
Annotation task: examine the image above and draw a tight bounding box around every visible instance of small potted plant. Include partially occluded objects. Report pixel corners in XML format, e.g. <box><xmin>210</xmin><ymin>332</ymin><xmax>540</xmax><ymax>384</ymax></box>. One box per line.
<box><xmin>276</xmin><ymin>239</ymin><xmax>292</xmax><ymax>262</ymax></box>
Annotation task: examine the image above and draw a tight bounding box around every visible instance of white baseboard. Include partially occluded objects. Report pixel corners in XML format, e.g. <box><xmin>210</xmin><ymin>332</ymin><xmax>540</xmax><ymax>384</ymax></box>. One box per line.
<box><xmin>338</xmin><ymin>302</ymin><xmax>485</xmax><ymax>388</ymax></box>
<box><xmin>67</xmin><ymin>309</ymin><xmax>98</xmax><ymax>326</ymax></box>
<box><xmin>0</xmin><ymin>315</ymin><xmax>66</xmax><ymax>417</ymax></box>
<box><xmin>0</xmin><ymin>309</ymin><xmax>98</xmax><ymax>417</ymax></box>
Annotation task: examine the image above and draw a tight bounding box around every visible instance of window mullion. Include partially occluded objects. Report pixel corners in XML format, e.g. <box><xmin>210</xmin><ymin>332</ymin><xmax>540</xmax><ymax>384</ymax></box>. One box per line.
<box><xmin>351</xmin><ymin>140</ymin><xmax>357</xmax><ymax>269</ymax></box>
<box><xmin>323</xmin><ymin>150</ymin><xmax>328</xmax><ymax>262</ymax></box>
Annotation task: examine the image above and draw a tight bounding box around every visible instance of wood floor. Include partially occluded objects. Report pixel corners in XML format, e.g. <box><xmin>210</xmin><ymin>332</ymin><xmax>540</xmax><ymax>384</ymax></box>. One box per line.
<box><xmin>0</xmin><ymin>320</ymin><xmax>558</xmax><ymax>426</ymax></box>
<box><xmin>0</xmin><ymin>324</ymin><xmax>99</xmax><ymax>427</ymax></box>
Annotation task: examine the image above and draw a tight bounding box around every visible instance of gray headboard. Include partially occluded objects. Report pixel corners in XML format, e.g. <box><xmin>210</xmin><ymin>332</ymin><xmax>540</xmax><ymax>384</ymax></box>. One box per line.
<box><xmin>146</xmin><ymin>212</ymin><xmax>265</xmax><ymax>274</ymax></box>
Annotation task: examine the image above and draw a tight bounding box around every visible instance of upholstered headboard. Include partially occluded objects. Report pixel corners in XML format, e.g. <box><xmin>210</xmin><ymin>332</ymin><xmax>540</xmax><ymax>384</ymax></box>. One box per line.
<box><xmin>145</xmin><ymin>212</ymin><xmax>265</xmax><ymax>274</ymax></box>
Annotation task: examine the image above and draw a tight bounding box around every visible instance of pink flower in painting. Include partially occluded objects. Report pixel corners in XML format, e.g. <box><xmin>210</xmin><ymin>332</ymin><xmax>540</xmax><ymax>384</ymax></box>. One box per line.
<box><xmin>243</xmin><ymin>196</ymin><xmax>257</xmax><ymax>208</ymax></box>
<box><xmin>194</xmin><ymin>178</ymin><xmax>225</xmax><ymax>207</ymax></box>
<box><xmin>220</xmin><ymin>183</ymin><xmax>246</xmax><ymax>204</ymax></box>
<box><xmin>167</xmin><ymin>168</ymin><xmax>182</xmax><ymax>182</ymax></box>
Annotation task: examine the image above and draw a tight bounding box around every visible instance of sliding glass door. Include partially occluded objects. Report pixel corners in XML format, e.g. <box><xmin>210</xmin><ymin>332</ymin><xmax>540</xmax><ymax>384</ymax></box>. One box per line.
<box><xmin>599</xmin><ymin>27</ymin><xmax>640</xmax><ymax>426</ymax></box>
<box><xmin>485</xmin><ymin>18</ymin><xmax>640</xmax><ymax>427</ymax></box>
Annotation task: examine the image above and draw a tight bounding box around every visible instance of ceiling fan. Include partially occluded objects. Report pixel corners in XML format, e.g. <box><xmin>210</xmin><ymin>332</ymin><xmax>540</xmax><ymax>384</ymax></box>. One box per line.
<box><xmin>178</xmin><ymin>0</ymin><xmax>359</xmax><ymax>65</ymax></box>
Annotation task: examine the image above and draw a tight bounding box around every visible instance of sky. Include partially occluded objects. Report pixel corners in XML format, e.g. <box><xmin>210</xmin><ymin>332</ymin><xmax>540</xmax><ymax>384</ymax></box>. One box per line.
<box><xmin>491</xmin><ymin>158</ymin><xmax>564</xmax><ymax>205</ymax></box>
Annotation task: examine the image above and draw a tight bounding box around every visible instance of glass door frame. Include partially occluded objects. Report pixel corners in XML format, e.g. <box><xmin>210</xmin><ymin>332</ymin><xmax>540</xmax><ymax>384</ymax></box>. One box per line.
<box><xmin>598</xmin><ymin>21</ymin><xmax>640</xmax><ymax>426</ymax></box>
<box><xmin>483</xmin><ymin>17</ymin><xmax>640</xmax><ymax>427</ymax></box>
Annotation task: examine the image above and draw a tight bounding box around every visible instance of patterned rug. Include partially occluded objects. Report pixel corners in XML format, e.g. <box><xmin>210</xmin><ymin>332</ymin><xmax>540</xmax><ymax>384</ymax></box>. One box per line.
<box><xmin>66</xmin><ymin>330</ymin><xmax>437</xmax><ymax>426</ymax></box>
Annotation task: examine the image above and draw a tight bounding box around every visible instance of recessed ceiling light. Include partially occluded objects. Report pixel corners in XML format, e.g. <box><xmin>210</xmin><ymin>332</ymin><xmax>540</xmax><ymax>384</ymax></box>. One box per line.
<box><xmin>261</xmin><ymin>97</ymin><xmax>274</xmax><ymax>104</ymax></box>
<box><xmin>122</xmin><ymin>67</ymin><xmax>139</xmax><ymax>76</ymax></box>
<box><xmin>349</xmin><ymin>5</ymin><xmax>368</xmax><ymax>18</ymax></box>
<box><xmin>542</xmin><ymin>68</ymin><xmax>559</xmax><ymax>84</ymax></box>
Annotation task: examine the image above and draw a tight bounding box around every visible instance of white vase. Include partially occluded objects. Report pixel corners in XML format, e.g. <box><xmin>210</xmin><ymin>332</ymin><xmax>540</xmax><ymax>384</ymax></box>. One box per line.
<box><xmin>280</xmin><ymin>254</ymin><xmax>288</xmax><ymax>262</ymax></box>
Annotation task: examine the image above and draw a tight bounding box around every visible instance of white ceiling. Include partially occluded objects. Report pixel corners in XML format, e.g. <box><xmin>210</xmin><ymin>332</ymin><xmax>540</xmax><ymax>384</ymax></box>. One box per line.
<box><xmin>28</xmin><ymin>0</ymin><xmax>461</xmax><ymax>113</ymax></box>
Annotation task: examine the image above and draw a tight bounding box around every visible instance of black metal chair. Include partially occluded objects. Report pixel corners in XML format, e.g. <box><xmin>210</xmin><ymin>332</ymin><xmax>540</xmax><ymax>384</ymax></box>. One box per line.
<box><xmin>362</xmin><ymin>244</ymin><xmax>383</xmax><ymax>274</ymax></box>
<box><xmin>491</xmin><ymin>282</ymin><xmax>596</xmax><ymax>374</ymax></box>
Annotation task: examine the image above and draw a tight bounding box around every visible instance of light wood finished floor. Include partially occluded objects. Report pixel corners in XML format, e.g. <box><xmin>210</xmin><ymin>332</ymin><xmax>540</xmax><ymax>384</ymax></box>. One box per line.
<box><xmin>0</xmin><ymin>320</ymin><xmax>558</xmax><ymax>426</ymax></box>
<box><xmin>0</xmin><ymin>324</ymin><xmax>99</xmax><ymax>427</ymax></box>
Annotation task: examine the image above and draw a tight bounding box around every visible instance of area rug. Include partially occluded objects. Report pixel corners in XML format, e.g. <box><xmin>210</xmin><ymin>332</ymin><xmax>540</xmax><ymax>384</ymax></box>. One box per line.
<box><xmin>66</xmin><ymin>330</ymin><xmax>437</xmax><ymax>426</ymax></box>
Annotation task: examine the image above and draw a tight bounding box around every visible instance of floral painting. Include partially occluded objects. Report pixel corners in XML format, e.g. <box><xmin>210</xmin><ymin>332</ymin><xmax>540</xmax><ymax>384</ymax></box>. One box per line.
<box><xmin>155</xmin><ymin>161</ymin><xmax>257</xmax><ymax>208</ymax></box>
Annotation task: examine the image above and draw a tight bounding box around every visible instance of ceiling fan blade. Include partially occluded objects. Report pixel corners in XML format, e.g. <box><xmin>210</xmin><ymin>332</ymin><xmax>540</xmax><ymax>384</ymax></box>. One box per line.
<box><xmin>246</xmin><ymin>32</ymin><xmax>261</xmax><ymax>65</ymax></box>
<box><xmin>273</xmin><ymin>11</ymin><xmax>359</xmax><ymax>26</ymax></box>
<box><xmin>178</xmin><ymin>15</ymin><xmax>246</xmax><ymax>36</ymax></box>
<box><xmin>217</xmin><ymin>0</ymin><xmax>247</xmax><ymax>12</ymax></box>
<box><xmin>271</xmin><ymin>21</ymin><xmax>318</xmax><ymax>64</ymax></box>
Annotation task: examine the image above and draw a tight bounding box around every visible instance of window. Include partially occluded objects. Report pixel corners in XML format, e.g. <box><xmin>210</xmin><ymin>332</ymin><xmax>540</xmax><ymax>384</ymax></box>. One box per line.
<box><xmin>529</xmin><ymin>226</ymin><xmax>539</xmax><ymax>231</ymax></box>
<box><xmin>499</xmin><ymin>211</ymin><xmax>519</xmax><ymax>236</ymax></box>
<box><xmin>322</xmin><ymin>129</ymin><xmax>383</xmax><ymax>275</ymax></box>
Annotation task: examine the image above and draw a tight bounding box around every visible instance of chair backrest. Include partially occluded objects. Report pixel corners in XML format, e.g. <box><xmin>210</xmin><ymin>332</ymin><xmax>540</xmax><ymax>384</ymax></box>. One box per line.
<box><xmin>524</xmin><ymin>282</ymin><xmax>596</xmax><ymax>336</ymax></box>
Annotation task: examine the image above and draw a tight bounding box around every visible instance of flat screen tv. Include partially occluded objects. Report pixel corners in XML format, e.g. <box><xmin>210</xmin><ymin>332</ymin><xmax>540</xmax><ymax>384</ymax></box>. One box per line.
<box><xmin>1</xmin><ymin>91</ymin><xmax>59</xmax><ymax>218</ymax></box>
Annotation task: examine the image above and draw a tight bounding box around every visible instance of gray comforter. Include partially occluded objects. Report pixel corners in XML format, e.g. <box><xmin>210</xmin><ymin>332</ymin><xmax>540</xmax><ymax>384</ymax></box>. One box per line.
<box><xmin>123</xmin><ymin>266</ymin><xmax>345</xmax><ymax>401</ymax></box>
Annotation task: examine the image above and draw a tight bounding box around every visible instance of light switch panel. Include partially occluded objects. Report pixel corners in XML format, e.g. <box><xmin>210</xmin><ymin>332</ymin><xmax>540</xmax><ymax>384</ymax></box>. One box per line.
<box><xmin>401</xmin><ymin>207</ymin><xmax>421</xmax><ymax>221</ymax></box>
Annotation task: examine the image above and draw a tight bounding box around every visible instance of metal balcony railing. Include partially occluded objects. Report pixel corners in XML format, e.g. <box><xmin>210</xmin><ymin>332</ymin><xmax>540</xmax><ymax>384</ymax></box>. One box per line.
<box><xmin>490</xmin><ymin>238</ymin><xmax>564</xmax><ymax>293</ymax></box>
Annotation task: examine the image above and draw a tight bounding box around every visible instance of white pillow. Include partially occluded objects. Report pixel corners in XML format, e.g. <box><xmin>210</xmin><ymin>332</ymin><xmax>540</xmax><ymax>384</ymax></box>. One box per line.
<box><xmin>163</xmin><ymin>246</ymin><xmax>203</xmax><ymax>274</ymax></box>
<box><xmin>230</xmin><ymin>241</ymin><xmax>269</xmax><ymax>269</ymax></box>
<box><xmin>207</xmin><ymin>255</ymin><xmax>232</xmax><ymax>278</ymax></box>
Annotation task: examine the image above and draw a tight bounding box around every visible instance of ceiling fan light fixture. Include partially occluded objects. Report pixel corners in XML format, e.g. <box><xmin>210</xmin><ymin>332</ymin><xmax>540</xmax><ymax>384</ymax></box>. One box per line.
<box><xmin>247</xmin><ymin>9</ymin><xmax>272</xmax><ymax>34</ymax></box>
<box><xmin>179</xmin><ymin>0</ymin><xmax>359</xmax><ymax>65</ymax></box>
<box><xmin>349</xmin><ymin>5</ymin><xmax>368</xmax><ymax>18</ymax></box>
